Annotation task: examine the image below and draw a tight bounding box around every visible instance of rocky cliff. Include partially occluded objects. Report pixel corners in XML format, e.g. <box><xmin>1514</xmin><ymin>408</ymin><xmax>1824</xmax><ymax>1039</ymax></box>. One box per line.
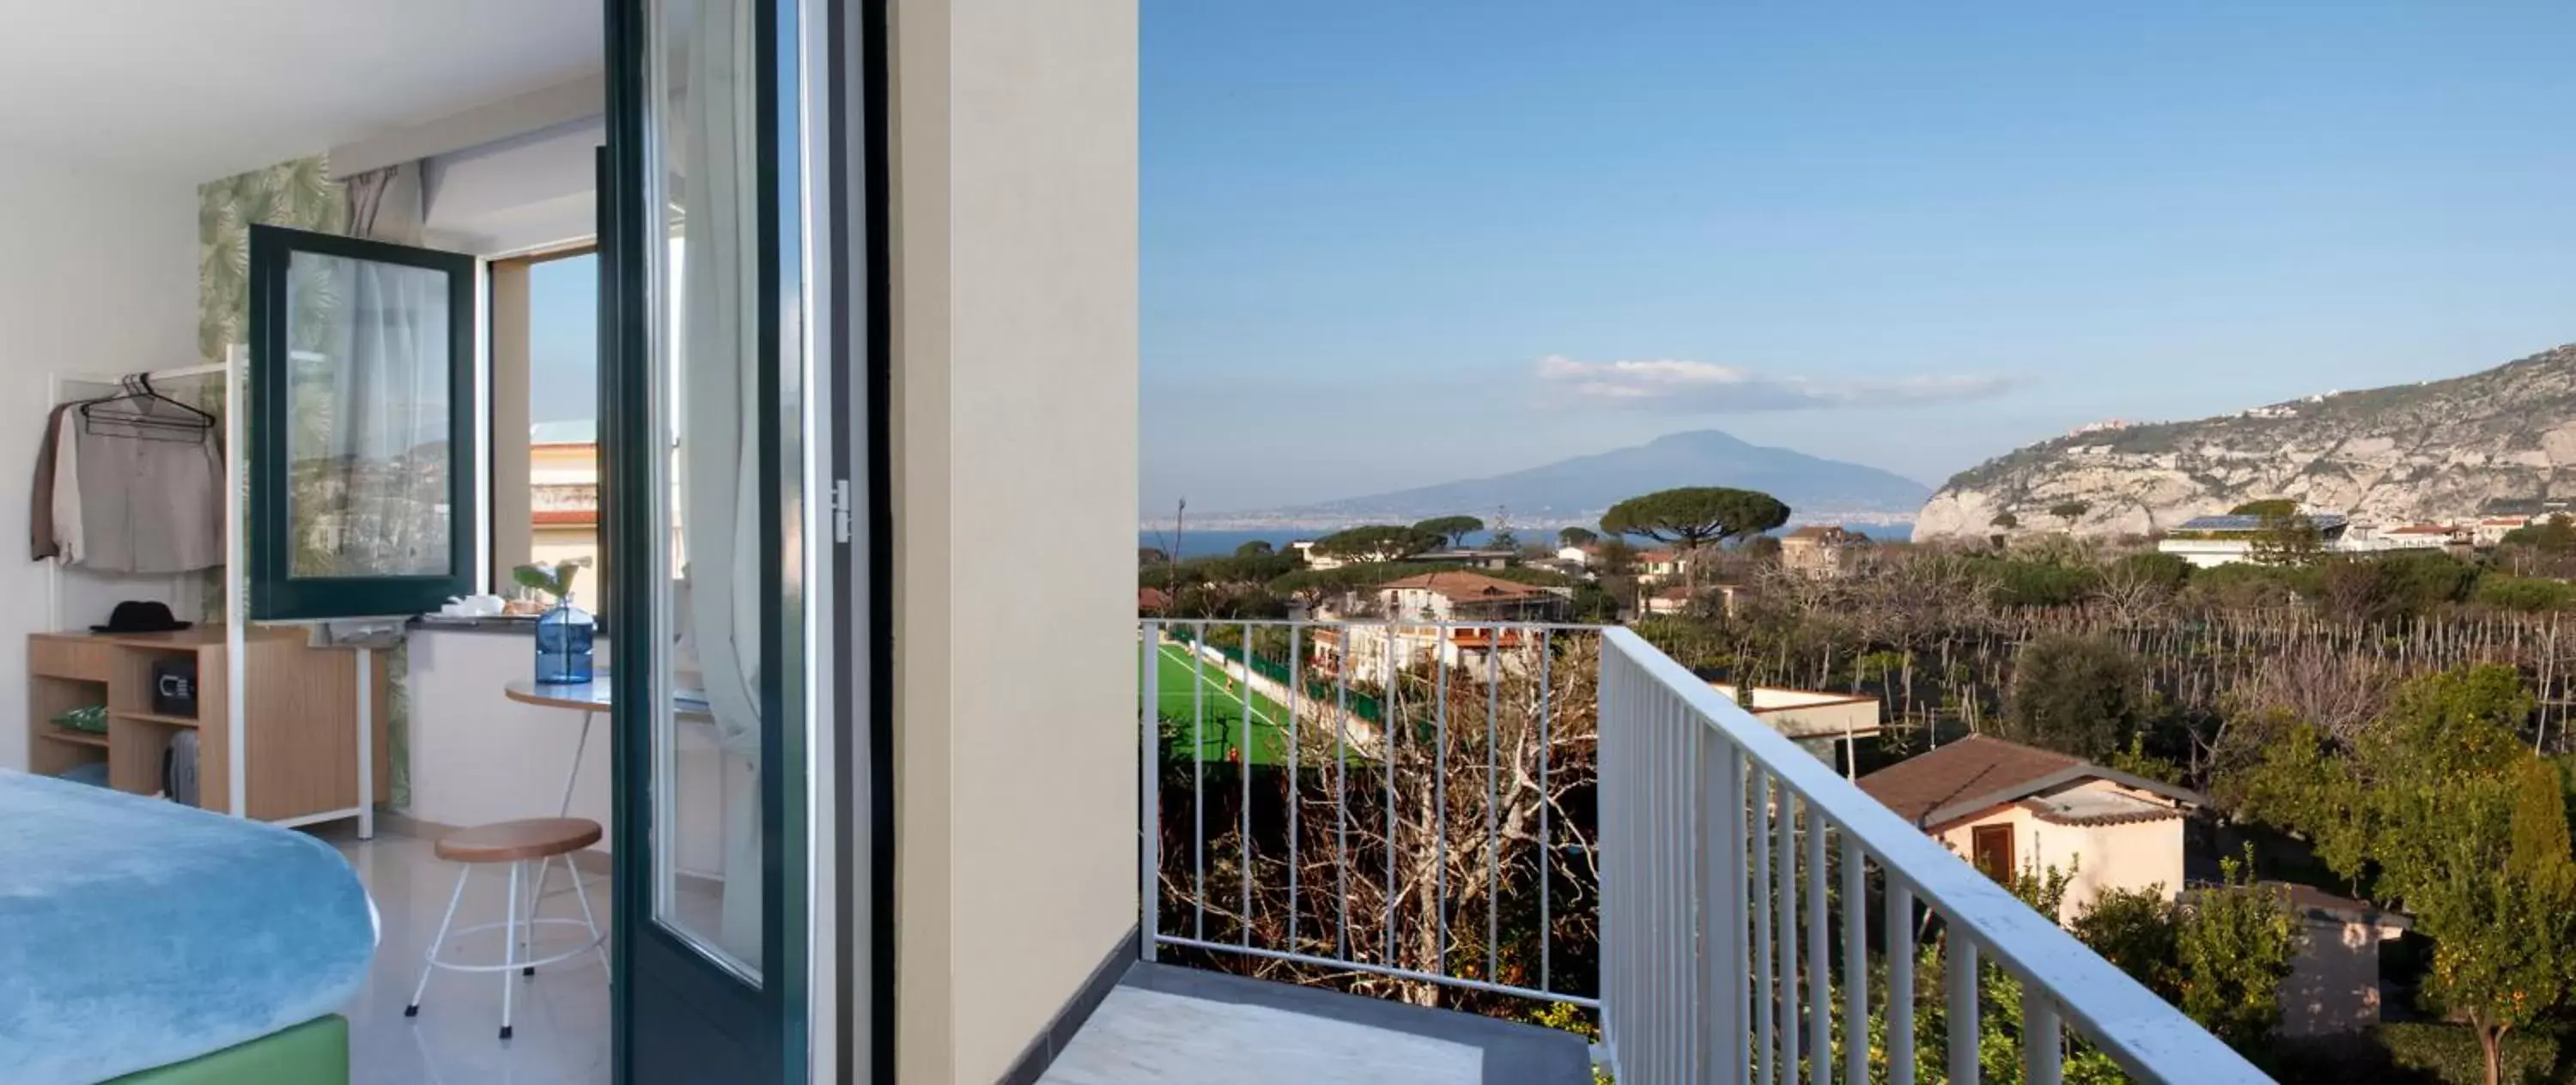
<box><xmin>1914</xmin><ymin>344</ymin><xmax>2576</xmax><ymax>540</ymax></box>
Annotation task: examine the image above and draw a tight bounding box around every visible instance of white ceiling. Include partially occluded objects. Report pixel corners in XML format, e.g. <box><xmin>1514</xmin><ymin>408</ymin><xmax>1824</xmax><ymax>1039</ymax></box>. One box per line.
<box><xmin>0</xmin><ymin>0</ymin><xmax>600</xmax><ymax>183</ymax></box>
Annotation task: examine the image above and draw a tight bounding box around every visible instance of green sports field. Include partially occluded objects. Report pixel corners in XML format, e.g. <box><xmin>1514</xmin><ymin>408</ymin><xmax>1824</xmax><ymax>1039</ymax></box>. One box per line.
<box><xmin>1146</xmin><ymin>639</ymin><xmax>1294</xmax><ymax>767</ymax></box>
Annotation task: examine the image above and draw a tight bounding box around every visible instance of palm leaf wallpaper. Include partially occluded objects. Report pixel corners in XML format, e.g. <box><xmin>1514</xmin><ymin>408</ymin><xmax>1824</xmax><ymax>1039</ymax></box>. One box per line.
<box><xmin>197</xmin><ymin>156</ymin><xmax>415</xmax><ymax>809</ymax></box>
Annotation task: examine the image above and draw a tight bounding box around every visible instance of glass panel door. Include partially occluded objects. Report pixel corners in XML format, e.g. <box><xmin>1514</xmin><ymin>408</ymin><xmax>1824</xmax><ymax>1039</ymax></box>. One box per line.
<box><xmin>608</xmin><ymin>0</ymin><xmax>811</xmax><ymax>1079</ymax></box>
<box><xmin>647</xmin><ymin>0</ymin><xmax>767</xmax><ymax>980</ymax></box>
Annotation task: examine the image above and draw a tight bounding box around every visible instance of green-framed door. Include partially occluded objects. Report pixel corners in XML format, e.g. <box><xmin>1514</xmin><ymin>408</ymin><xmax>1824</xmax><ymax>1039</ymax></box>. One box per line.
<box><xmin>602</xmin><ymin>0</ymin><xmax>825</xmax><ymax>1078</ymax></box>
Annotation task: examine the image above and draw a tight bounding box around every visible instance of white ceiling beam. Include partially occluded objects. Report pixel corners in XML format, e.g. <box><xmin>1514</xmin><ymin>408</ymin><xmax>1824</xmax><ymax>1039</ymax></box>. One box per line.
<box><xmin>327</xmin><ymin>71</ymin><xmax>604</xmax><ymax>179</ymax></box>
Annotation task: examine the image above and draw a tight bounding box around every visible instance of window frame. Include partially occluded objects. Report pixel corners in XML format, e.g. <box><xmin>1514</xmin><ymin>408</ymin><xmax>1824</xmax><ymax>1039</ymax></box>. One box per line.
<box><xmin>247</xmin><ymin>223</ymin><xmax>482</xmax><ymax>620</ymax></box>
<box><xmin>487</xmin><ymin>242</ymin><xmax>604</xmax><ymax>599</ymax></box>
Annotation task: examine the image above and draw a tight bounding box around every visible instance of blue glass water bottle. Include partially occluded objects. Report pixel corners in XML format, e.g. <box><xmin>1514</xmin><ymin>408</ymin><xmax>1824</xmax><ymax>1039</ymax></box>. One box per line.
<box><xmin>535</xmin><ymin>595</ymin><xmax>596</xmax><ymax>683</ymax></box>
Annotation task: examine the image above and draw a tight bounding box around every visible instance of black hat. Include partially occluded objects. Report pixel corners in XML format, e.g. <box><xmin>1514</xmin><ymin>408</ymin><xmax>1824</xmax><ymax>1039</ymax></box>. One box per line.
<box><xmin>93</xmin><ymin>601</ymin><xmax>191</xmax><ymax>633</ymax></box>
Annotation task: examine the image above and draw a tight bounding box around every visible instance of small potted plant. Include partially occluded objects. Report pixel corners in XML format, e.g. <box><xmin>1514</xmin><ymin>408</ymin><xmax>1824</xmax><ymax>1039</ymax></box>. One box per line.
<box><xmin>515</xmin><ymin>558</ymin><xmax>595</xmax><ymax>684</ymax></box>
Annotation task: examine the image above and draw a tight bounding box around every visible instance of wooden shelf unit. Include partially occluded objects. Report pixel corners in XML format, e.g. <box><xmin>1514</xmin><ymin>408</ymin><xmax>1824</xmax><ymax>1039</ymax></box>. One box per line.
<box><xmin>26</xmin><ymin>628</ymin><xmax>388</xmax><ymax>822</ymax></box>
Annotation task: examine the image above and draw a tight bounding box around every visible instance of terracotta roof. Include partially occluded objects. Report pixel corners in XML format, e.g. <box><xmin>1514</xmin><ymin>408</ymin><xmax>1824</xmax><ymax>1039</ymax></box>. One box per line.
<box><xmin>1374</xmin><ymin>570</ymin><xmax>1550</xmax><ymax>603</ymax></box>
<box><xmin>2254</xmin><ymin>882</ymin><xmax>2412</xmax><ymax>930</ymax></box>
<box><xmin>1653</xmin><ymin>585</ymin><xmax>1693</xmax><ymax>601</ymax></box>
<box><xmin>1857</xmin><ymin>735</ymin><xmax>2203</xmax><ymax>827</ymax></box>
<box><xmin>2017</xmin><ymin>791</ymin><xmax>2178</xmax><ymax>827</ymax></box>
<box><xmin>1139</xmin><ymin>587</ymin><xmax>1172</xmax><ymax>614</ymax></box>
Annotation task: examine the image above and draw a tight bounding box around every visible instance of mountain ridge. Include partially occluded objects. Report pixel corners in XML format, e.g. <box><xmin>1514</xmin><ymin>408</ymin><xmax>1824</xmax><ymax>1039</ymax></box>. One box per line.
<box><xmin>1915</xmin><ymin>342</ymin><xmax>2576</xmax><ymax>539</ymax></box>
<box><xmin>1182</xmin><ymin>429</ymin><xmax>1931</xmax><ymax>530</ymax></box>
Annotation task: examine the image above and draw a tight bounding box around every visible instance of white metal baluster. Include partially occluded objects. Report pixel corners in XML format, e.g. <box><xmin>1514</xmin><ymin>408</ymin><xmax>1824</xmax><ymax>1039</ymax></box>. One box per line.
<box><xmin>1753</xmin><ymin>768</ymin><xmax>1773</xmax><ymax>1085</ymax></box>
<box><xmin>1778</xmin><ymin>788</ymin><xmax>1800</xmax><ymax>1085</ymax></box>
<box><xmin>2023</xmin><ymin>987</ymin><xmax>2063</xmax><ymax>1085</ymax></box>
<box><xmin>1692</xmin><ymin>723</ymin><xmax>1714</xmax><ymax>1079</ymax></box>
<box><xmin>1734</xmin><ymin>745</ymin><xmax>1752</xmax><ymax>1085</ymax></box>
<box><xmin>1382</xmin><ymin>629</ymin><xmax>1398</xmax><ymax>968</ymax></box>
<box><xmin>1141</xmin><ymin>622</ymin><xmax>1160</xmax><ymax>961</ymax></box>
<box><xmin>1653</xmin><ymin>676</ymin><xmax>1672</xmax><ymax>1083</ymax></box>
<box><xmin>1607</xmin><ymin>657</ymin><xmax>1630</xmax><ymax>1070</ymax></box>
<box><xmin>1701</xmin><ymin>730</ymin><xmax>1742</xmax><ymax>1082</ymax></box>
<box><xmin>1638</xmin><ymin>682</ymin><xmax>1658</xmax><ymax>1082</ymax></box>
<box><xmin>1807</xmin><ymin>805</ymin><xmax>1828</xmax><ymax>1081</ymax></box>
<box><xmin>1842</xmin><ymin>837</ymin><xmax>1868</xmax><ymax>1085</ymax></box>
<box><xmin>1335</xmin><ymin>629</ymin><xmax>1352</xmax><ymax>961</ymax></box>
<box><xmin>1666</xmin><ymin>690</ymin><xmax>1686</xmax><ymax>1084</ymax></box>
<box><xmin>1640</xmin><ymin>677</ymin><xmax>1661</xmax><ymax>1082</ymax></box>
<box><xmin>1886</xmin><ymin>882</ymin><xmax>1916</xmax><ymax>1085</ymax></box>
<box><xmin>1537</xmin><ymin>628</ymin><xmax>1552</xmax><ymax>993</ymax></box>
<box><xmin>1192</xmin><ymin>621</ymin><xmax>1208</xmax><ymax>941</ymax></box>
<box><xmin>1485</xmin><ymin>634</ymin><xmax>1501</xmax><ymax>983</ymax></box>
<box><xmin>1287</xmin><ymin>624</ymin><xmax>1301</xmax><ymax>952</ymax></box>
<box><xmin>1433</xmin><ymin>631</ymin><xmax>1449</xmax><ymax>973</ymax></box>
<box><xmin>1947</xmin><ymin>932</ymin><xmax>1979</xmax><ymax>1085</ymax></box>
<box><xmin>1240</xmin><ymin>621</ymin><xmax>1255</xmax><ymax>948</ymax></box>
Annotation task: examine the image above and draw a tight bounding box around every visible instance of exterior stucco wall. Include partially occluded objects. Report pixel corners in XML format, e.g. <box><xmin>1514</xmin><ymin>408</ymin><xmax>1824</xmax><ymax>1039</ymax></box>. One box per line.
<box><xmin>891</xmin><ymin>2</ymin><xmax>1140</xmax><ymax>1082</ymax></box>
<box><xmin>1934</xmin><ymin>782</ymin><xmax>2186</xmax><ymax>924</ymax></box>
<box><xmin>2280</xmin><ymin>918</ymin><xmax>2392</xmax><ymax>1036</ymax></box>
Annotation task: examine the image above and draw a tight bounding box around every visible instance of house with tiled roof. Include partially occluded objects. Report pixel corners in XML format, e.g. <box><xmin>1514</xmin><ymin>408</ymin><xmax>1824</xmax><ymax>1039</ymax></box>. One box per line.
<box><xmin>1370</xmin><ymin>570</ymin><xmax>1566</xmax><ymax>622</ymax></box>
<box><xmin>1779</xmin><ymin>524</ymin><xmax>1862</xmax><ymax>578</ymax></box>
<box><xmin>1858</xmin><ymin>735</ymin><xmax>2203</xmax><ymax>922</ymax></box>
<box><xmin>1311</xmin><ymin>571</ymin><xmax>1570</xmax><ymax>685</ymax></box>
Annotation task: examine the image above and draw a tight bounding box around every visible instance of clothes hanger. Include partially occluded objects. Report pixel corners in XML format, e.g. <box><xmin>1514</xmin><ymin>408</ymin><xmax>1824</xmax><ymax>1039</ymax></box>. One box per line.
<box><xmin>81</xmin><ymin>373</ymin><xmax>217</xmax><ymax>441</ymax></box>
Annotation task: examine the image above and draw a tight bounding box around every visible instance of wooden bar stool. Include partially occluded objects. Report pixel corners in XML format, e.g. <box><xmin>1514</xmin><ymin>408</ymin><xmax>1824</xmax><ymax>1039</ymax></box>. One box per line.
<box><xmin>404</xmin><ymin>817</ymin><xmax>609</xmax><ymax>1040</ymax></box>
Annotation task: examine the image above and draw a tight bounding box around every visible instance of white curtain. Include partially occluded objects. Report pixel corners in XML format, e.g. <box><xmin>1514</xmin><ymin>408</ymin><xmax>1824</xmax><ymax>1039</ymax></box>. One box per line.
<box><xmin>672</xmin><ymin>0</ymin><xmax>765</xmax><ymax>965</ymax></box>
<box><xmin>313</xmin><ymin>162</ymin><xmax>444</xmax><ymax>579</ymax></box>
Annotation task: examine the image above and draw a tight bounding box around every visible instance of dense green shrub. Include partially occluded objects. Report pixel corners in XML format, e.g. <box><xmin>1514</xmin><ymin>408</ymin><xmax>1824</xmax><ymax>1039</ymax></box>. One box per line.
<box><xmin>2109</xmin><ymin>551</ymin><xmax>2193</xmax><ymax>592</ymax></box>
<box><xmin>1966</xmin><ymin>556</ymin><xmax>2100</xmax><ymax>607</ymax></box>
<box><xmin>2372</xmin><ymin>1021</ymin><xmax>2556</xmax><ymax>1085</ymax></box>
<box><xmin>2190</xmin><ymin>561</ymin><xmax>2320</xmax><ymax>608</ymax></box>
<box><xmin>2000</xmin><ymin>633</ymin><xmax>2143</xmax><ymax>759</ymax></box>
<box><xmin>2473</xmin><ymin>573</ymin><xmax>2576</xmax><ymax>613</ymax></box>
<box><xmin>2379</xmin><ymin>551</ymin><xmax>2481</xmax><ymax>608</ymax></box>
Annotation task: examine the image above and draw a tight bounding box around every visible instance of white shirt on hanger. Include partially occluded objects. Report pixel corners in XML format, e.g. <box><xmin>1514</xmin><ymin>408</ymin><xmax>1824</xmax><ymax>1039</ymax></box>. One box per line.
<box><xmin>51</xmin><ymin>413</ymin><xmax>80</xmax><ymax>565</ymax></box>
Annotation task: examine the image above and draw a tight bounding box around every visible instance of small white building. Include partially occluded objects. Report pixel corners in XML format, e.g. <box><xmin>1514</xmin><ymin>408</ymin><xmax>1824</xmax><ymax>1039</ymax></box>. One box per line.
<box><xmin>1644</xmin><ymin>583</ymin><xmax>1742</xmax><ymax>618</ymax></box>
<box><xmin>1312</xmin><ymin>571</ymin><xmax>1571</xmax><ymax>684</ymax></box>
<box><xmin>1709</xmin><ymin>683</ymin><xmax>1878</xmax><ymax>775</ymax></box>
<box><xmin>2155</xmin><ymin>512</ymin><xmax>2351</xmax><ymax>568</ymax></box>
<box><xmin>2475</xmin><ymin>516</ymin><xmax>2536</xmax><ymax>546</ymax></box>
<box><xmin>2268</xmin><ymin>882</ymin><xmax>2410</xmax><ymax>1037</ymax></box>
<box><xmin>2342</xmin><ymin>522</ymin><xmax>2462</xmax><ymax>553</ymax></box>
<box><xmin>1635</xmin><ymin>549</ymin><xmax>1691</xmax><ymax>585</ymax></box>
<box><xmin>1861</xmin><ymin>736</ymin><xmax>2203</xmax><ymax>924</ymax></box>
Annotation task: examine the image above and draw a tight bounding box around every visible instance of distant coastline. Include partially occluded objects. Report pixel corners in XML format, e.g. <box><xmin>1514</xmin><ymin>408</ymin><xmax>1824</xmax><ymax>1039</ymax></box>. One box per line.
<box><xmin>1142</xmin><ymin>523</ymin><xmax>1917</xmax><ymax>560</ymax></box>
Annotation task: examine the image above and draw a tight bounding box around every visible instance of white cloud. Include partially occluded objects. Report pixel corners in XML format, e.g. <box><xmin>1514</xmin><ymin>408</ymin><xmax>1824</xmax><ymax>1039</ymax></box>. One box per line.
<box><xmin>1534</xmin><ymin>355</ymin><xmax>2014</xmax><ymax>411</ymax></box>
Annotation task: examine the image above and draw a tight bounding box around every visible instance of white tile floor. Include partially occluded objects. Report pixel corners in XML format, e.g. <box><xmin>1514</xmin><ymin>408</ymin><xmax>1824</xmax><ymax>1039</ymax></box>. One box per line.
<box><xmin>1040</xmin><ymin>986</ymin><xmax>1485</xmax><ymax>1085</ymax></box>
<box><xmin>332</xmin><ymin>832</ymin><xmax>612</xmax><ymax>1085</ymax></box>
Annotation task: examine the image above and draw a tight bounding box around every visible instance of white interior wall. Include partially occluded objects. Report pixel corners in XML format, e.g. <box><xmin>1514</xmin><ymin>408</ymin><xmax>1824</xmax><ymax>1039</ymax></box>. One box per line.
<box><xmin>0</xmin><ymin>162</ymin><xmax>200</xmax><ymax>772</ymax></box>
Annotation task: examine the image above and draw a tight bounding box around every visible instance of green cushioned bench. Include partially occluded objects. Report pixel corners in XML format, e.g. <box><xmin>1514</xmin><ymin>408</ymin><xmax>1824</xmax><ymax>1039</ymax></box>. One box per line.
<box><xmin>106</xmin><ymin>1015</ymin><xmax>348</xmax><ymax>1085</ymax></box>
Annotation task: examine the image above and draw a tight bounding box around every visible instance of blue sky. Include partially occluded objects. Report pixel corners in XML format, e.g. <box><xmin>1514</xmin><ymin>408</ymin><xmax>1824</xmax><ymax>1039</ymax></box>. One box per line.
<box><xmin>1143</xmin><ymin>1</ymin><xmax>2576</xmax><ymax>514</ymax></box>
<box><xmin>529</xmin><ymin>252</ymin><xmax>597</xmax><ymax>431</ymax></box>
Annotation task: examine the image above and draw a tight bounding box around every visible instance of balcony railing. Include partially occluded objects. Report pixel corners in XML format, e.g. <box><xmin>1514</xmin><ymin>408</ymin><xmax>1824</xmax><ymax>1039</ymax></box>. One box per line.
<box><xmin>1136</xmin><ymin>619</ymin><xmax>2264</xmax><ymax>1083</ymax></box>
<box><xmin>1596</xmin><ymin>627</ymin><xmax>2266</xmax><ymax>1083</ymax></box>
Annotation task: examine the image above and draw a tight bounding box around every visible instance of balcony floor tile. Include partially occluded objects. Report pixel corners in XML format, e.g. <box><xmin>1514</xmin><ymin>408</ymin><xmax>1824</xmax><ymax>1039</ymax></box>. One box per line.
<box><xmin>1041</xmin><ymin>963</ymin><xmax>1592</xmax><ymax>1085</ymax></box>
